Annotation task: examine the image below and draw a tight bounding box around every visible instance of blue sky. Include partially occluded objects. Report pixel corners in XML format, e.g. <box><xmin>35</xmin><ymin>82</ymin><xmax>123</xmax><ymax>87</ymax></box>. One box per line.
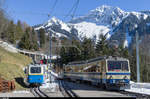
<box><xmin>4</xmin><ymin>0</ymin><xmax>150</xmax><ymax>26</ymax></box>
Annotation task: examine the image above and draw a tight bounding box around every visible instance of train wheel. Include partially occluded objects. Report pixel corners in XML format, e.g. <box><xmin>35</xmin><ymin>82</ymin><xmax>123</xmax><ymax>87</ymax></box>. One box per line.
<box><xmin>102</xmin><ymin>84</ymin><xmax>106</xmax><ymax>90</ymax></box>
<box><xmin>29</xmin><ymin>84</ymin><xmax>34</xmax><ymax>88</ymax></box>
<box><xmin>80</xmin><ymin>80</ymin><xmax>85</xmax><ymax>84</ymax></box>
<box><xmin>87</xmin><ymin>81</ymin><xmax>92</xmax><ymax>85</ymax></box>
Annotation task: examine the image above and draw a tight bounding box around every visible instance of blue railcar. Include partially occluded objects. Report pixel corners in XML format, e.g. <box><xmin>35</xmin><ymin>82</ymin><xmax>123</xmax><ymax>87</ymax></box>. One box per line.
<box><xmin>27</xmin><ymin>64</ymin><xmax>46</xmax><ymax>87</ymax></box>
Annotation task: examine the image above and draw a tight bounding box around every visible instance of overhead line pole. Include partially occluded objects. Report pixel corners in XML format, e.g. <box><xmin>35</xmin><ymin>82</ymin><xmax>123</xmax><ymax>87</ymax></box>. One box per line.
<box><xmin>49</xmin><ymin>30</ymin><xmax>52</xmax><ymax>68</ymax></box>
<box><xmin>48</xmin><ymin>29</ymin><xmax>52</xmax><ymax>83</ymax></box>
<box><xmin>136</xmin><ymin>30</ymin><xmax>140</xmax><ymax>82</ymax></box>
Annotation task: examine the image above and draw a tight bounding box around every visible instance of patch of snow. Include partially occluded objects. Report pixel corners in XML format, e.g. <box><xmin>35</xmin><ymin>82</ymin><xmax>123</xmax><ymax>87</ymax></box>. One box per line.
<box><xmin>34</xmin><ymin>26</ymin><xmax>44</xmax><ymax>30</ymax></box>
<box><xmin>129</xmin><ymin>81</ymin><xmax>135</xmax><ymax>84</ymax></box>
<box><xmin>40</xmin><ymin>72</ymin><xmax>59</xmax><ymax>92</ymax></box>
<box><xmin>125</xmin><ymin>81</ymin><xmax>150</xmax><ymax>95</ymax></box>
<box><xmin>13</xmin><ymin>91</ymin><xmax>30</xmax><ymax>93</ymax></box>
<box><xmin>73</xmin><ymin>22</ymin><xmax>110</xmax><ymax>42</ymax></box>
<box><xmin>130</xmin><ymin>12</ymin><xmax>142</xmax><ymax>20</ymax></box>
<box><xmin>143</xmin><ymin>14</ymin><xmax>148</xmax><ymax>20</ymax></box>
<box><xmin>123</xmin><ymin>40</ymin><xmax>128</xmax><ymax>48</ymax></box>
<box><xmin>130</xmin><ymin>12</ymin><xmax>148</xmax><ymax>20</ymax></box>
<box><xmin>45</xmin><ymin>55</ymin><xmax>60</xmax><ymax>59</ymax></box>
<box><xmin>50</xmin><ymin>71</ymin><xmax>58</xmax><ymax>77</ymax></box>
<box><xmin>147</xmin><ymin>23</ymin><xmax>150</xmax><ymax>26</ymax></box>
<box><xmin>125</xmin><ymin>88</ymin><xmax>150</xmax><ymax>95</ymax></box>
<box><xmin>40</xmin><ymin>82</ymin><xmax>58</xmax><ymax>92</ymax></box>
<box><xmin>55</xmin><ymin>32</ymin><xmax>68</xmax><ymax>38</ymax></box>
<box><xmin>0</xmin><ymin>40</ymin><xmax>18</xmax><ymax>53</ymax></box>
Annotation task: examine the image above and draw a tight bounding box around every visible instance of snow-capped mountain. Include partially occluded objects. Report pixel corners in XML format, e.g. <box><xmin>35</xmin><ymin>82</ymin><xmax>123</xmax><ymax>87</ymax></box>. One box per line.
<box><xmin>34</xmin><ymin>5</ymin><xmax>150</xmax><ymax>48</ymax></box>
<box><xmin>34</xmin><ymin>5</ymin><xmax>127</xmax><ymax>42</ymax></box>
<box><xmin>70</xmin><ymin>5</ymin><xmax>128</xmax><ymax>27</ymax></box>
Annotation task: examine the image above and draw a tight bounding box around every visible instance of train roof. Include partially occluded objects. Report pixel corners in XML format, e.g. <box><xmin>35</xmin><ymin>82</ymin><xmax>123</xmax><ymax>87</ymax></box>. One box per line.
<box><xmin>65</xmin><ymin>56</ymin><xmax>129</xmax><ymax>66</ymax></box>
<box><xmin>28</xmin><ymin>64</ymin><xmax>44</xmax><ymax>67</ymax></box>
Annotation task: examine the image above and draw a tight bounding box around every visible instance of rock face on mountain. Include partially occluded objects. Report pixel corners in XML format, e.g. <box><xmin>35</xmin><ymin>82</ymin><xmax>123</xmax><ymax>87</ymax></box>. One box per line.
<box><xmin>34</xmin><ymin>5</ymin><xmax>150</xmax><ymax>48</ymax></box>
<box><xmin>110</xmin><ymin>12</ymin><xmax>150</xmax><ymax>48</ymax></box>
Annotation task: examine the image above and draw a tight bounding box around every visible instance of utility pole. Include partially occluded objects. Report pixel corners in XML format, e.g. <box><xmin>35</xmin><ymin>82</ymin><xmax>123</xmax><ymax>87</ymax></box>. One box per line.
<box><xmin>49</xmin><ymin>30</ymin><xmax>52</xmax><ymax>68</ymax></box>
<box><xmin>136</xmin><ymin>30</ymin><xmax>140</xmax><ymax>82</ymax></box>
<box><xmin>49</xmin><ymin>30</ymin><xmax>52</xmax><ymax>83</ymax></box>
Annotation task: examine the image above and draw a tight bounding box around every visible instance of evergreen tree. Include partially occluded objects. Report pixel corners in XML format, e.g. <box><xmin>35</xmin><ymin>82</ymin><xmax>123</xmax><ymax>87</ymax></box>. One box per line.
<box><xmin>81</xmin><ymin>37</ymin><xmax>96</xmax><ymax>60</ymax></box>
<box><xmin>18</xmin><ymin>27</ymin><xmax>39</xmax><ymax>51</ymax></box>
<box><xmin>96</xmin><ymin>34</ymin><xmax>109</xmax><ymax>56</ymax></box>
<box><xmin>70</xmin><ymin>39</ymin><xmax>82</xmax><ymax>61</ymax></box>
<box><xmin>59</xmin><ymin>39</ymin><xmax>82</xmax><ymax>64</ymax></box>
<box><xmin>39</xmin><ymin>28</ymin><xmax>46</xmax><ymax>48</ymax></box>
<box><xmin>119</xmin><ymin>46</ymin><xmax>129</xmax><ymax>58</ymax></box>
<box><xmin>31</xmin><ymin>28</ymin><xmax>39</xmax><ymax>50</ymax></box>
<box><xmin>7</xmin><ymin>21</ymin><xmax>16</xmax><ymax>44</ymax></box>
<box><xmin>60</xmin><ymin>47</ymin><xmax>67</xmax><ymax>64</ymax></box>
<box><xmin>18</xmin><ymin>27</ymin><xmax>32</xmax><ymax>50</ymax></box>
<box><xmin>67</xmin><ymin>46</ymin><xmax>81</xmax><ymax>62</ymax></box>
<box><xmin>15</xmin><ymin>20</ymin><xmax>24</xmax><ymax>40</ymax></box>
<box><xmin>0</xmin><ymin>8</ymin><xmax>8</xmax><ymax>40</ymax></box>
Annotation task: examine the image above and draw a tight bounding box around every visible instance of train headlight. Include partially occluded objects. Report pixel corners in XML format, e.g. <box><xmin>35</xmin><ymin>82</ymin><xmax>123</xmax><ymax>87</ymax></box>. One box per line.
<box><xmin>124</xmin><ymin>76</ymin><xmax>128</xmax><ymax>79</ymax></box>
<box><xmin>109</xmin><ymin>75</ymin><xmax>113</xmax><ymax>79</ymax></box>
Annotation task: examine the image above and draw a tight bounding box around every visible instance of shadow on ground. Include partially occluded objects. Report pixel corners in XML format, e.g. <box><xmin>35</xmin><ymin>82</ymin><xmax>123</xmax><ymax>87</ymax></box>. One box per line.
<box><xmin>15</xmin><ymin>77</ymin><xmax>29</xmax><ymax>88</ymax></box>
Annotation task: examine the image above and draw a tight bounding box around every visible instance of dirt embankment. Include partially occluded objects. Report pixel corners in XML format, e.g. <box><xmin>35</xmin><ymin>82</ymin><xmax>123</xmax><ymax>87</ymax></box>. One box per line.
<box><xmin>0</xmin><ymin>46</ymin><xmax>32</xmax><ymax>90</ymax></box>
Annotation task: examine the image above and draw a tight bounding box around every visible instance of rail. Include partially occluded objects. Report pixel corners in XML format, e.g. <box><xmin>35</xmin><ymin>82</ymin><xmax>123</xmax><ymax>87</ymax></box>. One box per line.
<box><xmin>58</xmin><ymin>80</ymin><xmax>79</xmax><ymax>97</ymax></box>
<box><xmin>63</xmin><ymin>77</ymin><xmax>150</xmax><ymax>98</ymax></box>
<box><xmin>30</xmin><ymin>87</ymin><xmax>49</xmax><ymax>97</ymax></box>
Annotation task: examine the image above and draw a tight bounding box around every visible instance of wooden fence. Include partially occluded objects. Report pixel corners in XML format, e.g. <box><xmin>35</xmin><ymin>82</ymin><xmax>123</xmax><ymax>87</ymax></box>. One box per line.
<box><xmin>0</xmin><ymin>77</ymin><xmax>15</xmax><ymax>92</ymax></box>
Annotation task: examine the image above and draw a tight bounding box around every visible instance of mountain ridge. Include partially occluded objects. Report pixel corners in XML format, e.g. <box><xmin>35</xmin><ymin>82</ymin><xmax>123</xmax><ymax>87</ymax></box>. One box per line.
<box><xmin>34</xmin><ymin>5</ymin><xmax>150</xmax><ymax>48</ymax></box>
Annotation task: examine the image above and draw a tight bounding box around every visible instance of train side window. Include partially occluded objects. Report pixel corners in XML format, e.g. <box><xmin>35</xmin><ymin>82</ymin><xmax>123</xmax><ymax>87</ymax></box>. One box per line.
<box><xmin>96</xmin><ymin>62</ymin><xmax>101</xmax><ymax>72</ymax></box>
<box><xmin>74</xmin><ymin>66</ymin><xmax>78</xmax><ymax>72</ymax></box>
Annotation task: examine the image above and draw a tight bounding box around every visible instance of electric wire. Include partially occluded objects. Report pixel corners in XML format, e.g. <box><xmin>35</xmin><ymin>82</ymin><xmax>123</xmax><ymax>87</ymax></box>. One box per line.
<box><xmin>71</xmin><ymin>0</ymin><xmax>79</xmax><ymax>20</ymax></box>
<box><xmin>63</xmin><ymin>0</ymin><xmax>80</xmax><ymax>21</ymax></box>
<box><xmin>48</xmin><ymin>0</ymin><xmax>58</xmax><ymax>18</ymax></box>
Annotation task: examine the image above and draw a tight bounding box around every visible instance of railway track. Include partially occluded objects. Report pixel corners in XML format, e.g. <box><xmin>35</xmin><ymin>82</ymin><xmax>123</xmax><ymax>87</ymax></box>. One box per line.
<box><xmin>58</xmin><ymin>80</ymin><xmax>79</xmax><ymax>97</ymax></box>
<box><xmin>30</xmin><ymin>87</ymin><xmax>49</xmax><ymax>97</ymax></box>
<box><xmin>63</xmin><ymin>78</ymin><xmax>150</xmax><ymax>98</ymax></box>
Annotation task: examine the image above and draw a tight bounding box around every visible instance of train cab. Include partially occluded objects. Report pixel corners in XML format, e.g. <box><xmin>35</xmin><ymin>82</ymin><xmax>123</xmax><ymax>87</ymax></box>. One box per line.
<box><xmin>27</xmin><ymin>64</ymin><xmax>45</xmax><ymax>87</ymax></box>
<box><xmin>104</xmin><ymin>57</ymin><xmax>130</xmax><ymax>89</ymax></box>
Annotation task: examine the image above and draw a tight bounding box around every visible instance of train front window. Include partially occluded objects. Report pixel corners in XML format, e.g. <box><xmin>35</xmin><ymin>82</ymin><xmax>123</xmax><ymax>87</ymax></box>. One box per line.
<box><xmin>121</xmin><ymin>61</ymin><xmax>129</xmax><ymax>71</ymax></box>
<box><xmin>30</xmin><ymin>67</ymin><xmax>41</xmax><ymax>73</ymax></box>
<box><xmin>108</xmin><ymin>61</ymin><xmax>129</xmax><ymax>71</ymax></box>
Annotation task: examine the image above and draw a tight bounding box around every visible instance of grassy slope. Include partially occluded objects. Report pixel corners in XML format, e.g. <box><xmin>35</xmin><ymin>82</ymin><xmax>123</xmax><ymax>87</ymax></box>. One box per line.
<box><xmin>0</xmin><ymin>46</ymin><xmax>32</xmax><ymax>90</ymax></box>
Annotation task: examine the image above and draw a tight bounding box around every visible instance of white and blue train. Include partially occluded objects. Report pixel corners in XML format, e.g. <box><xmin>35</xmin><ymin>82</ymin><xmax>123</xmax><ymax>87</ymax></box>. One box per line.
<box><xmin>26</xmin><ymin>64</ymin><xmax>48</xmax><ymax>87</ymax></box>
<box><xmin>63</xmin><ymin>56</ymin><xmax>130</xmax><ymax>90</ymax></box>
